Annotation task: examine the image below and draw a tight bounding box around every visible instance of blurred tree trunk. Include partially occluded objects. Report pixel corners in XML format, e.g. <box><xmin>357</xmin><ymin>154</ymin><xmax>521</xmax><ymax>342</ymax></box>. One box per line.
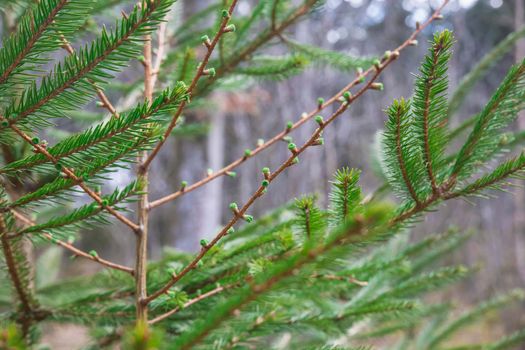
<box><xmin>514</xmin><ymin>0</ymin><xmax>525</xmax><ymax>284</ymax></box>
<box><xmin>202</xmin><ymin>109</ymin><xmax>226</xmax><ymax>239</ymax></box>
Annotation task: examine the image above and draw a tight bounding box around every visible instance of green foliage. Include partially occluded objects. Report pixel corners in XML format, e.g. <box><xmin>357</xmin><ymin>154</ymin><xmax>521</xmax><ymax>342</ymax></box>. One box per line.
<box><xmin>0</xmin><ymin>0</ymin><xmax>523</xmax><ymax>348</ymax></box>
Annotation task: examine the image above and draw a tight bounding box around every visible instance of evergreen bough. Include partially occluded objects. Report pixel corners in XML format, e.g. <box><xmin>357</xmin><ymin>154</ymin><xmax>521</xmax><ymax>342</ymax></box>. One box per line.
<box><xmin>0</xmin><ymin>1</ymin><xmax>523</xmax><ymax>349</ymax></box>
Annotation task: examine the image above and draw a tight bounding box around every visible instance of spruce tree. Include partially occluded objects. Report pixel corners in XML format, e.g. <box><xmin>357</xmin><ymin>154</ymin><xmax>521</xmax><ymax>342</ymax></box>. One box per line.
<box><xmin>0</xmin><ymin>1</ymin><xmax>524</xmax><ymax>349</ymax></box>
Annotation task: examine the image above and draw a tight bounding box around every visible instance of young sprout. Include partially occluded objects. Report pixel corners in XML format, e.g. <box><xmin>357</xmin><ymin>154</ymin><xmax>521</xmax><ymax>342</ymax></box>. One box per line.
<box><xmin>314</xmin><ymin>115</ymin><xmax>324</xmax><ymax>126</ymax></box>
<box><xmin>317</xmin><ymin>97</ymin><xmax>324</xmax><ymax>109</ymax></box>
<box><xmin>244</xmin><ymin>149</ymin><xmax>252</xmax><ymax>157</ymax></box>
<box><xmin>243</xmin><ymin>214</ymin><xmax>254</xmax><ymax>223</ymax></box>
<box><xmin>224</xmin><ymin>24</ymin><xmax>236</xmax><ymax>33</ymax></box>
<box><xmin>201</xmin><ymin>34</ymin><xmax>211</xmax><ymax>48</ymax></box>
<box><xmin>203</xmin><ymin>67</ymin><xmax>216</xmax><ymax>77</ymax></box>
<box><xmin>288</xmin><ymin>142</ymin><xmax>298</xmax><ymax>154</ymax></box>
<box><xmin>226</xmin><ymin>227</ymin><xmax>235</xmax><ymax>235</ymax></box>
<box><xmin>180</xmin><ymin>181</ymin><xmax>188</xmax><ymax>191</ymax></box>
<box><xmin>200</xmin><ymin>239</ymin><xmax>208</xmax><ymax>248</ymax></box>
<box><xmin>262</xmin><ymin>167</ymin><xmax>271</xmax><ymax>179</ymax></box>
<box><xmin>226</xmin><ymin>171</ymin><xmax>237</xmax><ymax>178</ymax></box>
<box><xmin>371</xmin><ymin>82</ymin><xmax>384</xmax><ymax>91</ymax></box>
<box><xmin>373</xmin><ymin>59</ymin><xmax>381</xmax><ymax>70</ymax></box>
<box><xmin>229</xmin><ymin>202</ymin><xmax>239</xmax><ymax>214</ymax></box>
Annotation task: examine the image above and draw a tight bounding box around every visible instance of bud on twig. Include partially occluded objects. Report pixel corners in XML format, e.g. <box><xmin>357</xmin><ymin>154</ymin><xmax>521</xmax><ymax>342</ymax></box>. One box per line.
<box><xmin>201</xmin><ymin>34</ymin><xmax>211</xmax><ymax>48</ymax></box>
<box><xmin>262</xmin><ymin>167</ymin><xmax>271</xmax><ymax>179</ymax></box>
<box><xmin>224</xmin><ymin>24</ymin><xmax>236</xmax><ymax>33</ymax></box>
<box><xmin>288</xmin><ymin>142</ymin><xmax>298</xmax><ymax>155</ymax></box>
<box><xmin>314</xmin><ymin>115</ymin><xmax>324</xmax><ymax>126</ymax></box>
<box><xmin>317</xmin><ymin>97</ymin><xmax>324</xmax><ymax>109</ymax></box>
<box><xmin>371</xmin><ymin>82</ymin><xmax>384</xmax><ymax>91</ymax></box>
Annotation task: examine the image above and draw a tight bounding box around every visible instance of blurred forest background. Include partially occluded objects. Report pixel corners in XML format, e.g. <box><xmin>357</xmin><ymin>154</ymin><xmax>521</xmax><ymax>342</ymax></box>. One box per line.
<box><xmin>2</xmin><ymin>0</ymin><xmax>525</xmax><ymax>347</ymax></box>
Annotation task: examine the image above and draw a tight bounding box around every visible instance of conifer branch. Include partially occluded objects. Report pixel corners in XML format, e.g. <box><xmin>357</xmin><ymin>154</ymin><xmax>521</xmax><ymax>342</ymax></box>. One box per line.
<box><xmin>148</xmin><ymin>0</ymin><xmax>448</xmax><ymax>210</ymax></box>
<box><xmin>141</xmin><ymin>0</ymin><xmax>239</xmax><ymax>171</ymax></box>
<box><xmin>173</xmin><ymin>216</ymin><xmax>375</xmax><ymax>350</ymax></box>
<box><xmin>195</xmin><ymin>0</ymin><xmax>319</xmax><ymax>96</ymax></box>
<box><xmin>0</xmin><ymin>0</ymin><xmax>173</xmax><ymax>134</ymax></box>
<box><xmin>145</xmin><ymin>3</ymin><xmax>450</xmax><ymax>301</ymax></box>
<box><xmin>0</xmin><ymin>0</ymin><xmax>69</xmax><ymax>85</ymax></box>
<box><xmin>10</xmin><ymin>209</ymin><xmax>135</xmax><ymax>275</ymax></box>
<box><xmin>2</xmin><ymin>122</ymin><xmax>140</xmax><ymax>231</ymax></box>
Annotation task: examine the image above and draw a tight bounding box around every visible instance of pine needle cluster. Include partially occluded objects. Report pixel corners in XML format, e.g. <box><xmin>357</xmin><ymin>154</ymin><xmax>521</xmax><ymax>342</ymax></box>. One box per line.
<box><xmin>0</xmin><ymin>1</ymin><xmax>524</xmax><ymax>349</ymax></box>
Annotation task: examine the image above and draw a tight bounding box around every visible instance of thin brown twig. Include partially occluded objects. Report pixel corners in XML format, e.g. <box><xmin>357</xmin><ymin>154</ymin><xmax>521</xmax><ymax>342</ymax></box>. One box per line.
<box><xmin>10</xmin><ymin>209</ymin><xmax>134</xmax><ymax>275</ymax></box>
<box><xmin>140</xmin><ymin>0</ymin><xmax>239</xmax><ymax>171</ymax></box>
<box><xmin>145</xmin><ymin>0</ymin><xmax>449</xmax><ymax>304</ymax></box>
<box><xmin>135</xmin><ymin>30</ymin><xmax>154</xmax><ymax>323</ymax></box>
<box><xmin>394</xmin><ymin>104</ymin><xmax>421</xmax><ymax>205</ymax></box>
<box><xmin>148</xmin><ymin>284</ymin><xmax>232</xmax><ymax>325</ymax></box>
<box><xmin>422</xmin><ymin>43</ymin><xmax>441</xmax><ymax>194</ymax></box>
<box><xmin>60</xmin><ymin>37</ymin><xmax>120</xmax><ymax>118</ymax></box>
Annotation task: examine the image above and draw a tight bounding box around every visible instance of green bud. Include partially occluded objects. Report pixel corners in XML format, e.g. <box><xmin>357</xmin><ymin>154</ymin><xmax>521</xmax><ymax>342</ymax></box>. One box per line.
<box><xmin>197</xmin><ymin>260</ymin><xmax>204</xmax><ymax>267</ymax></box>
<box><xmin>101</xmin><ymin>199</ymin><xmax>109</xmax><ymax>206</ymax></box>
<box><xmin>292</xmin><ymin>157</ymin><xmax>299</xmax><ymax>164</ymax></box>
<box><xmin>181</xmin><ymin>180</ymin><xmax>188</xmax><ymax>189</ymax></box>
<box><xmin>225</xmin><ymin>24</ymin><xmax>236</xmax><ymax>32</ymax></box>
<box><xmin>257</xmin><ymin>138</ymin><xmax>265</xmax><ymax>146</ymax></box>
<box><xmin>283</xmin><ymin>136</ymin><xmax>293</xmax><ymax>143</ymax></box>
<box><xmin>343</xmin><ymin>91</ymin><xmax>352</xmax><ymax>101</ymax></box>
<box><xmin>201</xmin><ymin>34</ymin><xmax>210</xmax><ymax>43</ymax></box>
<box><xmin>262</xmin><ymin>179</ymin><xmax>269</xmax><ymax>187</ymax></box>
<box><xmin>288</xmin><ymin>143</ymin><xmax>297</xmax><ymax>151</ymax></box>
<box><xmin>200</xmin><ymin>239</ymin><xmax>208</xmax><ymax>247</ymax></box>
<box><xmin>226</xmin><ymin>171</ymin><xmax>237</xmax><ymax>178</ymax></box>
<box><xmin>207</xmin><ymin>168</ymin><xmax>213</xmax><ymax>176</ymax></box>
<box><xmin>244</xmin><ymin>149</ymin><xmax>252</xmax><ymax>157</ymax></box>
<box><xmin>383</xmin><ymin>50</ymin><xmax>392</xmax><ymax>59</ymax></box>
<box><xmin>229</xmin><ymin>202</ymin><xmax>238</xmax><ymax>211</ymax></box>
<box><xmin>89</xmin><ymin>250</ymin><xmax>98</xmax><ymax>258</ymax></box>
<box><xmin>314</xmin><ymin>115</ymin><xmax>324</xmax><ymax>125</ymax></box>
<box><xmin>205</xmin><ymin>67</ymin><xmax>216</xmax><ymax>77</ymax></box>
<box><xmin>221</xmin><ymin>9</ymin><xmax>230</xmax><ymax>18</ymax></box>
<box><xmin>373</xmin><ymin>58</ymin><xmax>381</xmax><ymax>68</ymax></box>
<box><xmin>371</xmin><ymin>82</ymin><xmax>384</xmax><ymax>91</ymax></box>
<box><xmin>1</xmin><ymin>121</ymin><xmax>8</xmax><ymax>127</ymax></box>
<box><xmin>243</xmin><ymin>214</ymin><xmax>254</xmax><ymax>223</ymax></box>
<box><xmin>262</xmin><ymin>167</ymin><xmax>270</xmax><ymax>175</ymax></box>
<box><xmin>317</xmin><ymin>97</ymin><xmax>324</xmax><ymax>108</ymax></box>
<box><xmin>31</xmin><ymin>137</ymin><xmax>40</xmax><ymax>145</ymax></box>
<box><xmin>286</xmin><ymin>121</ymin><xmax>293</xmax><ymax>130</ymax></box>
<box><xmin>96</xmin><ymin>101</ymin><xmax>104</xmax><ymax>107</ymax></box>
<box><xmin>226</xmin><ymin>227</ymin><xmax>235</xmax><ymax>235</ymax></box>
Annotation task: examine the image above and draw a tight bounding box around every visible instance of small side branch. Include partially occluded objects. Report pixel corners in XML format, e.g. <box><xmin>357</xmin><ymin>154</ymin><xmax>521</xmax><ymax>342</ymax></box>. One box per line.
<box><xmin>11</xmin><ymin>209</ymin><xmax>134</xmax><ymax>275</ymax></box>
